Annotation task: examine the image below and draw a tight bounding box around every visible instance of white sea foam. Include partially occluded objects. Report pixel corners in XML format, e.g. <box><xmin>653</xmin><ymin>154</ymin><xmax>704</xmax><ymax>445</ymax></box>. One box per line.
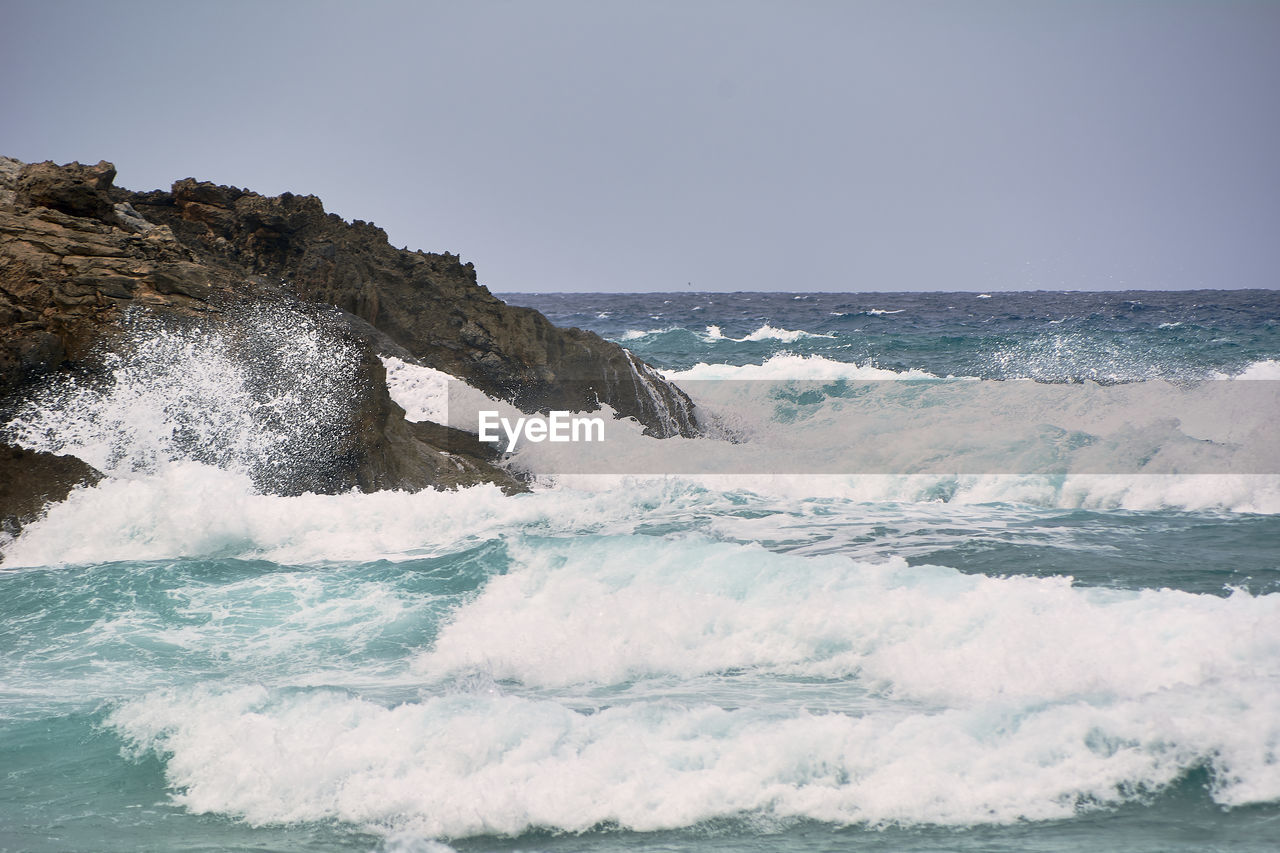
<box><xmin>415</xmin><ymin>535</ymin><xmax>1280</xmax><ymax>703</ymax></box>
<box><xmin>106</xmin><ymin>532</ymin><xmax>1280</xmax><ymax>835</ymax></box>
<box><xmin>6</xmin><ymin>463</ymin><xmax>1278</xmax><ymax>571</ymax></box>
<box><xmin>3</xmin><ymin>306</ymin><xmax>362</xmax><ymax>489</ymax></box>
<box><xmin>662</xmin><ymin>353</ymin><xmax>939</xmax><ymax>382</ymax></box>
<box><xmin>6</xmin><ymin>416</ymin><xmax>1278</xmax><ymax>571</ymax></box>
<box><xmin>0</xmin><ymin>465</ymin><xmax>772</xmax><ymax>568</ymax></box>
<box><xmin>0</xmin><ymin>463</ymin><xmax>528</xmax><ymax>567</ymax></box>
<box><xmin>4</xmin><ymin>381</ymin><xmax>1277</xmax><ymax>571</ymax></box>
<box><xmin>107</xmin><ymin>684</ymin><xmax>1280</xmax><ymax>835</ymax></box>
<box><xmin>741</xmin><ymin>323</ymin><xmax>834</xmax><ymax>342</ymax></box>
<box><xmin>619</xmin><ymin>327</ymin><xmax>674</xmax><ymax>341</ymax></box>
<box><xmin>704</xmin><ymin>324</ymin><xmax>834</xmax><ymax>343</ymax></box>
<box><xmin>555</xmin><ymin>472</ymin><xmax>1280</xmax><ymax>514</ymax></box>
<box><xmin>669</xmin><ymin>353</ymin><xmax>1280</xmax><ymax>384</ymax></box>
<box><xmin>381</xmin><ymin>357</ymin><xmax>455</xmax><ymax>423</ymax></box>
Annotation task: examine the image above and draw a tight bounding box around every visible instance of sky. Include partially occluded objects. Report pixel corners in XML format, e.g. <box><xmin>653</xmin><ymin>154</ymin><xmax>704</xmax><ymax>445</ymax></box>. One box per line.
<box><xmin>2</xmin><ymin>0</ymin><xmax>1278</xmax><ymax>293</ymax></box>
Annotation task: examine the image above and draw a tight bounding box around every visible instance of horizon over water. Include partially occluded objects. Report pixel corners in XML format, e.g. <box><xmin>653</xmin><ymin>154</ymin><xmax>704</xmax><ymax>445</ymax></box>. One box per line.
<box><xmin>3</xmin><ymin>289</ymin><xmax>1279</xmax><ymax>853</ymax></box>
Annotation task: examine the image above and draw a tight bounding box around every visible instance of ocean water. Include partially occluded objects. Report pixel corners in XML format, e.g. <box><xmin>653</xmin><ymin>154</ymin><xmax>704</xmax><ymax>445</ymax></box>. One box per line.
<box><xmin>2</xmin><ymin>289</ymin><xmax>1279</xmax><ymax>853</ymax></box>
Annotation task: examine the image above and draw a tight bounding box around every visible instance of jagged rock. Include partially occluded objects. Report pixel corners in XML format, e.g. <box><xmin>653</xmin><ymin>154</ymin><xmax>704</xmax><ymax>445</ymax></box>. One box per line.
<box><xmin>16</xmin><ymin>159</ymin><xmax>118</xmax><ymax>221</ymax></box>
<box><xmin>307</xmin><ymin>331</ymin><xmax>526</xmax><ymax>496</ymax></box>
<box><xmin>0</xmin><ymin>158</ymin><xmax>526</xmax><ymax>511</ymax></box>
<box><xmin>0</xmin><ymin>156</ymin><xmax>240</xmax><ymax>397</ymax></box>
<box><xmin>0</xmin><ymin>443</ymin><xmax>102</xmax><ymax>539</ymax></box>
<box><xmin>113</xmin><ymin>202</ymin><xmax>156</xmax><ymax>234</ymax></box>
<box><xmin>1</xmin><ymin>155</ymin><xmax>694</xmax><ymax>525</ymax></box>
<box><xmin>130</xmin><ymin>178</ymin><xmax>699</xmax><ymax>437</ymax></box>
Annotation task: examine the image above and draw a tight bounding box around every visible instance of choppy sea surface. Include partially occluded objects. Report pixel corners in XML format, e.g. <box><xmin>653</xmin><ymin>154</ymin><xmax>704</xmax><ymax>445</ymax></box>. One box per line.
<box><xmin>3</xmin><ymin>289</ymin><xmax>1279</xmax><ymax>853</ymax></box>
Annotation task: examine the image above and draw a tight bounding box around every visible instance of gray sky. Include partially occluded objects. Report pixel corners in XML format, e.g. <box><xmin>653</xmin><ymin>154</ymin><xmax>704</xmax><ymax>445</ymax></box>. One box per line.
<box><xmin>3</xmin><ymin>1</ymin><xmax>1278</xmax><ymax>292</ymax></box>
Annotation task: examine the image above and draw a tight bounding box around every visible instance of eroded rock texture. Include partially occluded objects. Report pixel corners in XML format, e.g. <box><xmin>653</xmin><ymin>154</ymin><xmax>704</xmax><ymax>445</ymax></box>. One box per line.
<box><xmin>3</xmin><ymin>157</ymin><xmax>696</xmax><ymax>521</ymax></box>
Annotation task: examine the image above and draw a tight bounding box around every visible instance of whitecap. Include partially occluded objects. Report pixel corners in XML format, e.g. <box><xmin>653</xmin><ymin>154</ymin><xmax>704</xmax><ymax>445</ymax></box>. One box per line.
<box><xmin>701</xmin><ymin>325</ymin><xmax>835</xmax><ymax>344</ymax></box>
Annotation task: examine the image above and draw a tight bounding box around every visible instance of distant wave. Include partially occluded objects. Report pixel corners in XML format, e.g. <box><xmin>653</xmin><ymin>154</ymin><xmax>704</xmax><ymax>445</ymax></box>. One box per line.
<box><xmin>827</xmin><ymin>309</ymin><xmax>904</xmax><ymax>317</ymax></box>
<box><xmin>704</xmin><ymin>324</ymin><xmax>834</xmax><ymax>343</ymax></box>
<box><xmin>663</xmin><ymin>353</ymin><xmax>939</xmax><ymax>382</ymax></box>
<box><xmin>619</xmin><ymin>325</ymin><xmax>680</xmax><ymax>338</ymax></box>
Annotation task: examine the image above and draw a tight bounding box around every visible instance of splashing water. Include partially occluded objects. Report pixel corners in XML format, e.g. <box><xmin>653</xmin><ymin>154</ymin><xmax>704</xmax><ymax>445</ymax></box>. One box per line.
<box><xmin>4</xmin><ymin>290</ymin><xmax>1280</xmax><ymax>853</ymax></box>
<box><xmin>4</xmin><ymin>304</ymin><xmax>365</xmax><ymax>493</ymax></box>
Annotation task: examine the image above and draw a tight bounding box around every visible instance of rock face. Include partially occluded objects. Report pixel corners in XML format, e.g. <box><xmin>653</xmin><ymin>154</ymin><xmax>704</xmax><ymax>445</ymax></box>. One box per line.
<box><xmin>338</xmin><ymin>338</ymin><xmax>525</xmax><ymax>496</ymax></box>
<box><xmin>0</xmin><ymin>156</ymin><xmax>698</xmax><ymax>522</ymax></box>
<box><xmin>0</xmin><ymin>443</ymin><xmax>101</xmax><ymax>537</ymax></box>
<box><xmin>127</xmin><ymin>178</ymin><xmax>697</xmax><ymax>437</ymax></box>
<box><xmin>0</xmin><ymin>156</ymin><xmax>238</xmax><ymax>398</ymax></box>
<box><xmin>15</xmin><ymin>160</ymin><xmax>119</xmax><ymax>221</ymax></box>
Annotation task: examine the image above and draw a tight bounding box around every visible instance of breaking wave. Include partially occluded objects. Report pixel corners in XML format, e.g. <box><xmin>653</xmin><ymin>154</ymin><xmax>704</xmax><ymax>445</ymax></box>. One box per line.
<box><xmin>3</xmin><ymin>306</ymin><xmax>365</xmax><ymax>492</ymax></box>
<box><xmin>100</xmin><ymin>533</ymin><xmax>1280</xmax><ymax>837</ymax></box>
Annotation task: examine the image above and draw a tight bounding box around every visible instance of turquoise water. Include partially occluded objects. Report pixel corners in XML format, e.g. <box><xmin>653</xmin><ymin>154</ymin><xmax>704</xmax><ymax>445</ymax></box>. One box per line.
<box><xmin>3</xmin><ymin>290</ymin><xmax>1279</xmax><ymax>852</ymax></box>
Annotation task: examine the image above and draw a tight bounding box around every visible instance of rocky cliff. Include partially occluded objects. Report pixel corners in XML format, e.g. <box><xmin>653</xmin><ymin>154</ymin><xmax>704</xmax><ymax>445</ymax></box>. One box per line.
<box><xmin>128</xmin><ymin>176</ymin><xmax>697</xmax><ymax>438</ymax></box>
<box><xmin>0</xmin><ymin>157</ymin><xmax>698</xmax><ymax>531</ymax></box>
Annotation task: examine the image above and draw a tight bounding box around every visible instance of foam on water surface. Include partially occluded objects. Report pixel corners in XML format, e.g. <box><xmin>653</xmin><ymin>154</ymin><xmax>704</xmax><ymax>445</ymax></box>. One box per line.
<box><xmin>106</xmin><ymin>562</ymin><xmax>1280</xmax><ymax>837</ymax></box>
<box><xmin>7</xmin><ymin>462</ymin><xmax>1280</xmax><ymax>572</ymax></box>
<box><xmin>415</xmin><ymin>535</ymin><xmax>1280</xmax><ymax>703</ymax></box>
<box><xmin>4</xmin><ymin>290</ymin><xmax>1280</xmax><ymax>852</ymax></box>
<box><xmin>704</xmin><ymin>323</ymin><xmax>835</xmax><ymax>343</ymax></box>
<box><xmin>104</xmin><ymin>681</ymin><xmax>1280</xmax><ymax>836</ymax></box>
<box><xmin>662</xmin><ymin>353</ymin><xmax>941</xmax><ymax>382</ymax></box>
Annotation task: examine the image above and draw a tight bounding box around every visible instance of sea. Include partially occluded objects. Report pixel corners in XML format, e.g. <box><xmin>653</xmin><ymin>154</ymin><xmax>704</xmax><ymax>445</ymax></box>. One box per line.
<box><xmin>2</xmin><ymin>289</ymin><xmax>1279</xmax><ymax>853</ymax></box>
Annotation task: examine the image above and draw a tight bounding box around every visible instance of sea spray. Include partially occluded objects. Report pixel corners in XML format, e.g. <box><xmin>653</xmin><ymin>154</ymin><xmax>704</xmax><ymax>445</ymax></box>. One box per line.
<box><xmin>4</xmin><ymin>304</ymin><xmax>364</xmax><ymax>493</ymax></box>
<box><xmin>5</xmin><ymin>290</ymin><xmax>1280</xmax><ymax>853</ymax></box>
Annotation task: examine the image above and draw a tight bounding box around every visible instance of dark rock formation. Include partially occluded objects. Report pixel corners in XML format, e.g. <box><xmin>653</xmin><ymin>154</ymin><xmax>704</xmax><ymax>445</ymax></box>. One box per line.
<box><xmin>0</xmin><ymin>156</ymin><xmax>238</xmax><ymax>398</ymax></box>
<box><xmin>126</xmin><ymin>177</ymin><xmax>697</xmax><ymax>437</ymax></box>
<box><xmin>1</xmin><ymin>156</ymin><xmax>696</xmax><ymax>524</ymax></box>
<box><xmin>15</xmin><ymin>159</ymin><xmax>119</xmax><ymax>221</ymax></box>
<box><xmin>339</xmin><ymin>338</ymin><xmax>525</xmax><ymax>495</ymax></box>
<box><xmin>0</xmin><ymin>157</ymin><xmax>525</xmax><ymax>505</ymax></box>
<box><xmin>0</xmin><ymin>443</ymin><xmax>101</xmax><ymax>537</ymax></box>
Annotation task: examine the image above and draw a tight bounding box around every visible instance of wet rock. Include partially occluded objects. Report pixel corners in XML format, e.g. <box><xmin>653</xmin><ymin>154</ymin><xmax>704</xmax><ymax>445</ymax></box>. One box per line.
<box><xmin>0</xmin><ymin>443</ymin><xmax>101</xmax><ymax>539</ymax></box>
<box><xmin>1</xmin><ymin>154</ymin><xmax>691</xmax><ymax>524</ymax></box>
<box><xmin>131</xmin><ymin>177</ymin><xmax>700</xmax><ymax>437</ymax></box>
